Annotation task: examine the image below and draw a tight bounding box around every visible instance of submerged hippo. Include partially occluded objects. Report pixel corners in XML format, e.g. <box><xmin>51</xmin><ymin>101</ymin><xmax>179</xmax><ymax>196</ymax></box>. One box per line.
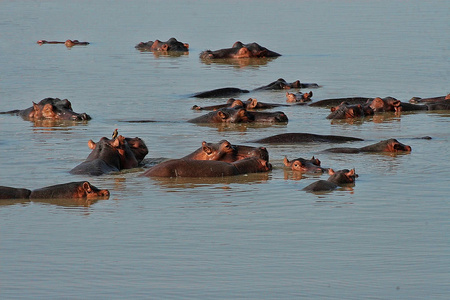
<box><xmin>0</xmin><ymin>186</ymin><xmax>32</xmax><ymax>199</ymax></box>
<box><xmin>0</xmin><ymin>98</ymin><xmax>91</xmax><ymax>121</ymax></box>
<box><xmin>409</xmin><ymin>94</ymin><xmax>450</xmax><ymax>104</ymax></box>
<box><xmin>192</xmin><ymin>78</ymin><xmax>319</xmax><ymax>98</ymax></box>
<box><xmin>183</xmin><ymin>140</ymin><xmax>269</xmax><ymax>163</ymax></box>
<box><xmin>322</xmin><ymin>139</ymin><xmax>412</xmax><ymax>153</ymax></box>
<box><xmin>1</xmin><ymin>182</ymin><xmax>109</xmax><ymax>200</ymax></box>
<box><xmin>30</xmin><ymin>182</ymin><xmax>110</xmax><ymax>199</ymax></box>
<box><xmin>37</xmin><ymin>40</ymin><xmax>90</xmax><ymax>47</ymax></box>
<box><xmin>303</xmin><ymin>169</ymin><xmax>357</xmax><ymax>192</ymax></box>
<box><xmin>250</xmin><ymin>133</ymin><xmax>363</xmax><ymax>144</ymax></box>
<box><xmin>70</xmin><ymin>135</ymin><xmax>148</xmax><ymax>176</ymax></box>
<box><xmin>135</xmin><ymin>37</ymin><xmax>189</xmax><ymax>52</ymax></box>
<box><xmin>286</xmin><ymin>91</ymin><xmax>313</xmax><ymax>103</ymax></box>
<box><xmin>283</xmin><ymin>156</ymin><xmax>331</xmax><ymax>174</ymax></box>
<box><xmin>188</xmin><ymin>107</ymin><xmax>288</xmax><ymax>124</ymax></box>
<box><xmin>200</xmin><ymin>41</ymin><xmax>281</xmax><ymax>59</ymax></box>
<box><xmin>192</xmin><ymin>98</ymin><xmax>295</xmax><ymax>111</ymax></box>
<box><xmin>141</xmin><ymin>157</ymin><xmax>271</xmax><ymax>178</ymax></box>
<box><xmin>326</xmin><ymin>102</ymin><xmax>370</xmax><ymax>119</ymax></box>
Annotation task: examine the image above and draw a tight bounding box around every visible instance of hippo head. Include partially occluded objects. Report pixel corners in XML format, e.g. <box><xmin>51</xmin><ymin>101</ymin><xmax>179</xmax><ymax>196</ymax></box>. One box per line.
<box><xmin>220</xmin><ymin>108</ymin><xmax>254</xmax><ymax>123</ymax></box>
<box><xmin>384</xmin><ymin>139</ymin><xmax>412</xmax><ymax>152</ymax></box>
<box><xmin>327</xmin><ymin>102</ymin><xmax>365</xmax><ymax>119</ymax></box>
<box><xmin>328</xmin><ymin>169</ymin><xmax>358</xmax><ymax>185</ymax></box>
<box><xmin>283</xmin><ymin>156</ymin><xmax>329</xmax><ymax>174</ymax></box>
<box><xmin>199</xmin><ymin>140</ymin><xmax>236</xmax><ymax>161</ymax></box>
<box><xmin>29</xmin><ymin>98</ymin><xmax>90</xmax><ymax>121</ymax></box>
<box><xmin>125</xmin><ymin>137</ymin><xmax>149</xmax><ymax>163</ymax></box>
<box><xmin>77</xmin><ymin>181</ymin><xmax>110</xmax><ymax>199</ymax></box>
<box><xmin>87</xmin><ymin>135</ymin><xmax>138</xmax><ymax>170</ymax></box>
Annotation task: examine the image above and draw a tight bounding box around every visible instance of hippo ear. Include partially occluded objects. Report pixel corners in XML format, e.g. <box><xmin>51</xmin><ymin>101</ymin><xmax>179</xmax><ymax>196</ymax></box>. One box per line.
<box><xmin>247</xmin><ymin>98</ymin><xmax>258</xmax><ymax>109</ymax></box>
<box><xmin>32</xmin><ymin>102</ymin><xmax>39</xmax><ymax>112</ymax></box>
<box><xmin>183</xmin><ymin>43</ymin><xmax>189</xmax><ymax>49</ymax></box>
<box><xmin>83</xmin><ymin>181</ymin><xmax>92</xmax><ymax>192</ymax></box>
<box><xmin>88</xmin><ymin>140</ymin><xmax>97</xmax><ymax>149</ymax></box>
<box><xmin>161</xmin><ymin>44</ymin><xmax>169</xmax><ymax>51</ymax></box>
<box><xmin>331</xmin><ymin>107</ymin><xmax>337</xmax><ymax>112</ymax></box>
<box><xmin>308</xmin><ymin>91</ymin><xmax>313</xmax><ymax>97</ymax></box>
<box><xmin>202</xmin><ymin>141</ymin><xmax>213</xmax><ymax>154</ymax></box>
<box><xmin>348</xmin><ymin>169</ymin><xmax>356</xmax><ymax>176</ymax></box>
<box><xmin>111</xmin><ymin>137</ymin><xmax>121</xmax><ymax>148</ymax></box>
<box><xmin>283</xmin><ymin>157</ymin><xmax>290</xmax><ymax>166</ymax></box>
<box><xmin>217</xmin><ymin>111</ymin><xmax>227</xmax><ymax>120</ymax></box>
<box><xmin>328</xmin><ymin>168</ymin><xmax>335</xmax><ymax>175</ymax></box>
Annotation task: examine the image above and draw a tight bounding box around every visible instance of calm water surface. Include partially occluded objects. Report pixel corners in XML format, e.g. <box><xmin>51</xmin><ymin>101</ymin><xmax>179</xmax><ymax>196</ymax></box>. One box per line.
<box><xmin>1</xmin><ymin>0</ymin><xmax>449</xmax><ymax>299</ymax></box>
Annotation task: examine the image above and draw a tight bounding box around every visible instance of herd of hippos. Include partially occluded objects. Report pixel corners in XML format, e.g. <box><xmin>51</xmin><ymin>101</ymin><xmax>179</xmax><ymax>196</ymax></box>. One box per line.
<box><xmin>1</xmin><ymin>38</ymin><xmax>448</xmax><ymax>200</ymax></box>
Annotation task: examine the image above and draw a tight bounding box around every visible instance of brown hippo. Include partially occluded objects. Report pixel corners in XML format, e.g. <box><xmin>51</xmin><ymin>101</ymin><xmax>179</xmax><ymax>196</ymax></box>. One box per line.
<box><xmin>0</xmin><ymin>98</ymin><xmax>91</xmax><ymax>121</ymax></box>
<box><xmin>286</xmin><ymin>91</ymin><xmax>313</xmax><ymax>103</ymax></box>
<box><xmin>253</xmin><ymin>78</ymin><xmax>319</xmax><ymax>90</ymax></box>
<box><xmin>326</xmin><ymin>102</ymin><xmax>370</xmax><ymax>119</ymax></box>
<box><xmin>70</xmin><ymin>135</ymin><xmax>147</xmax><ymax>176</ymax></box>
<box><xmin>188</xmin><ymin>107</ymin><xmax>253</xmax><ymax>123</ymax></box>
<box><xmin>37</xmin><ymin>40</ymin><xmax>89</xmax><ymax>47</ymax></box>
<box><xmin>141</xmin><ymin>157</ymin><xmax>271</xmax><ymax>178</ymax></box>
<box><xmin>409</xmin><ymin>94</ymin><xmax>450</xmax><ymax>104</ymax></box>
<box><xmin>200</xmin><ymin>41</ymin><xmax>281</xmax><ymax>59</ymax></box>
<box><xmin>191</xmin><ymin>78</ymin><xmax>318</xmax><ymax>98</ymax></box>
<box><xmin>303</xmin><ymin>169</ymin><xmax>357</xmax><ymax>192</ymax></box>
<box><xmin>323</xmin><ymin>139</ymin><xmax>411</xmax><ymax>153</ymax></box>
<box><xmin>135</xmin><ymin>37</ymin><xmax>189</xmax><ymax>52</ymax></box>
<box><xmin>251</xmin><ymin>133</ymin><xmax>363</xmax><ymax>144</ymax></box>
<box><xmin>30</xmin><ymin>182</ymin><xmax>109</xmax><ymax>199</ymax></box>
<box><xmin>283</xmin><ymin>156</ymin><xmax>331</xmax><ymax>174</ymax></box>
<box><xmin>182</xmin><ymin>140</ymin><xmax>269</xmax><ymax>162</ymax></box>
<box><xmin>248</xmin><ymin>110</ymin><xmax>288</xmax><ymax>123</ymax></box>
<box><xmin>192</xmin><ymin>98</ymin><xmax>293</xmax><ymax>111</ymax></box>
<box><xmin>0</xmin><ymin>186</ymin><xmax>32</xmax><ymax>199</ymax></box>
<box><xmin>309</xmin><ymin>97</ymin><xmax>373</xmax><ymax>107</ymax></box>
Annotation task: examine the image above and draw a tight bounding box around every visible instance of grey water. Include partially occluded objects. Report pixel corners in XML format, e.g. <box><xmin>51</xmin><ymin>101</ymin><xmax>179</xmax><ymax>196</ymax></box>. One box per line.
<box><xmin>0</xmin><ymin>0</ymin><xmax>449</xmax><ymax>299</ymax></box>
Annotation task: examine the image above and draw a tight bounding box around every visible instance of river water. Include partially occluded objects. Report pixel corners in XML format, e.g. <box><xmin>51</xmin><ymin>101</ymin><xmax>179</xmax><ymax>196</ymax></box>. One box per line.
<box><xmin>0</xmin><ymin>0</ymin><xmax>449</xmax><ymax>299</ymax></box>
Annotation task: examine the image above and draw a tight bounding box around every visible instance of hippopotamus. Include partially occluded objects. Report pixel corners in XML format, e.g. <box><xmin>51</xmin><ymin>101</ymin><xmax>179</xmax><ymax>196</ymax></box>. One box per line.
<box><xmin>192</xmin><ymin>78</ymin><xmax>319</xmax><ymax>98</ymax></box>
<box><xmin>70</xmin><ymin>135</ymin><xmax>147</xmax><ymax>176</ymax></box>
<box><xmin>253</xmin><ymin>78</ymin><xmax>319</xmax><ymax>91</ymax></box>
<box><xmin>0</xmin><ymin>186</ymin><xmax>32</xmax><ymax>199</ymax></box>
<box><xmin>200</xmin><ymin>41</ymin><xmax>281</xmax><ymax>59</ymax></box>
<box><xmin>182</xmin><ymin>140</ymin><xmax>269</xmax><ymax>162</ymax></box>
<box><xmin>192</xmin><ymin>98</ymin><xmax>295</xmax><ymax>111</ymax></box>
<box><xmin>308</xmin><ymin>97</ymin><xmax>373</xmax><ymax>107</ymax></box>
<box><xmin>326</xmin><ymin>102</ymin><xmax>370</xmax><ymax>119</ymax></box>
<box><xmin>283</xmin><ymin>156</ymin><xmax>331</xmax><ymax>174</ymax></box>
<box><xmin>37</xmin><ymin>40</ymin><xmax>89</xmax><ymax>47</ymax></box>
<box><xmin>30</xmin><ymin>182</ymin><xmax>110</xmax><ymax>199</ymax></box>
<box><xmin>322</xmin><ymin>139</ymin><xmax>411</xmax><ymax>153</ymax></box>
<box><xmin>409</xmin><ymin>94</ymin><xmax>450</xmax><ymax>104</ymax></box>
<box><xmin>188</xmin><ymin>107</ymin><xmax>288</xmax><ymax>124</ymax></box>
<box><xmin>135</xmin><ymin>37</ymin><xmax>189</xmax><ymax>52</ymax></box>
<box><xmin>303</xmin><ymin>169</ymin><xmax>357</xmax><ymax>192</ymax></box>
<box><xmin>0</xmin><ymin>98</ymin><xmax>91</xmax><ymax>121</ymax></box>
<box><xmin>1</xmin><ymin>182</ymin><xmax>109</xmax><ymax>200</ymax></box>
<box><xmin>286</xmin><ymin>91</ymin><xmax>313</xmax><ymax>103</ymax></box>
<box><xmin>250</xmin><ymin>133</ymin><xmax>363</xmax><ymax>144</ymax></box>
<box><xmin>141</xmin><ymin>157</ymin><xmax>271</xmax><ymax>178</ymax></box>
<box><xmin>188</xmin><ymin>107</ymin><xmax>253</xmax><ymax>123</ymax></box>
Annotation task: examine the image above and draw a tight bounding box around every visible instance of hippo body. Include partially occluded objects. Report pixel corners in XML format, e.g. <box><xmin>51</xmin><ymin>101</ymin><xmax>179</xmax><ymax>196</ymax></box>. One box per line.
<box><xmin>409</xmin><ymin>94</ymin><xmax>450</xmax><ymax>104</ymax></box>
<box><xmin>283</xmin><ymin>157</ymin><xmax>330</xmax><ymax>174</ymax></box>
<box><xmin>303</xmin><ymin>169</ymin><xmax>357</xmax><ymax>192</ymax></box>
<box><xmin>192</xmin><ymin>78</ymin><xmax>318</xmax><ymax>98</ymax></box>
<box><xmin>323</xmin><ymin>139</ymin><xmax>412</xmax><ymax>153</ymax></box>
<box><xmin>200</xmin><ymin>41</ymin><xmax>281</xmax><ymax>59</ymax></box>
<box><xmin>70</xmin><ymin>135</ymin><xmax>146</xmax><ymax>176</ymax></box>
<box><xmin>30</xmin><ymin>182</ymin><xmax>109</xmax><ymax>199</ymax></box>
<box><xmin>251</xmin><ymin>133</ymin><xmax>363</xmax><ymax>144</ymax></box>
<box><xmin>0</xmin><ymin>186</ymin><xmax>32</xmax><ymax>199</ymax></box>
<box><xmin>193</xmin><ymin>88</ymin><xmax>250</xmax><ymax>98</ymax></box>
<box><xmin>0</xmin><ymin>98</ymin><xmax>91</xmax><ymax>121</ymax></box>
<box><xmin>142</xmin><ymin>157</ymin><xmax>271</xmax><ymax>178</ymax></box>
<box><xmin>135</xmin><ymin>37</ymin><xmax>189</xmax><ymax>52</ymax></box>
